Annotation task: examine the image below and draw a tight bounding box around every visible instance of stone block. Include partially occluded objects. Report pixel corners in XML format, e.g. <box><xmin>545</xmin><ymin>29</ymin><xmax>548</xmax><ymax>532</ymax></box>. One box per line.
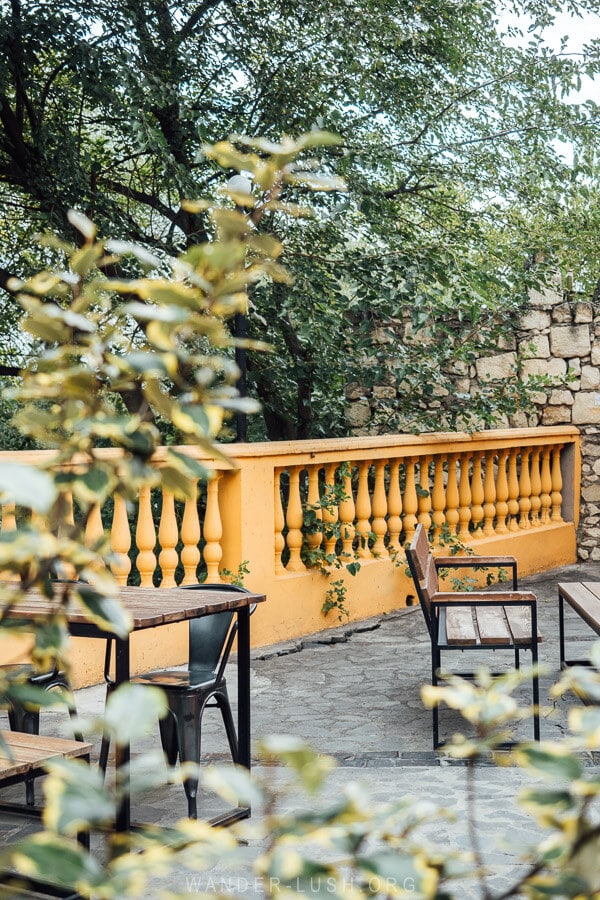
<box><xmin>521</xmin><ymin>358</ymin><xmax>567</xmax><ymax>379</ymax></box>
<box><xmin>497</xmin><ymin>334</ymin><xmax>516</xmax><ymax>351</ymax></box>
<box><xmin>541</xmin><ymin>405</ymin><xmax>571</xmax><ymax>425</ymax></box>
<box><xmin>574</xmin><ymin>302</ymin><xmax>593</xmax><ymax>323</ymax></box>
<box><xmin>345</xmin><ymin>381</ymin><xmax>364</xmax><ymax>400</ymax></box>
<box><xmin>345</xmin><ymin>399</ymin><xmax>371</xmax><ymax>427</ymax></box>
<box><xmin>549</xmin><ymin>389</ymin><xmax>574</xmax><ymax>406</ymax></box>
<box><xmin>372</xmin><ymin>385</ymin><xmax>397</xmax><ymax>399</ymax></box>
<box><xmin>582</xmin><ymin>366</ymin><xmax>600</xmax><ymax>390</ymax></box>
<box><xmin>551</xmin><ymin>303</ymin><xmax>573</xmax><ymax>324</ymax></box>
<box><xmin>592</xmin><ymin>345</ymin><xmax>600</xmax><ymax>366</ymax></box>
<box><xmin>518</xmin><ymin>310</ymin><xmax>551</xmax><ymax>331</ymax></box>
<box><xmin>572</xmin><ymin>392</ymin><xmax>600</xmax><ymax>425</ymax></box>
<box><xmin>518</xmin><ymin>335</ymin><xmax>550</xmax><ymax>359</ymax></box>
<box><xmin>549</xmin><ymin>325</ymin><xmax>591</xmax><ymax>358</ymax></box>
<box><xmin>568</xmin><ymin>358</ymin><xmax>581</xmax><ymax>376</ymax></box>
<box><xmin>475</xmin><ymin>352</ymin><xmax>517</xmax><ymax>380</ymax></box>
<box><xmin>529</xmin><ymin>285</ymin><xmax>562</xmax><ymax>306</ymax></box>
<box><xmin>582</xmin><ymin>483</ymin><xmax>600</xmax><ymax>503</ymax></box>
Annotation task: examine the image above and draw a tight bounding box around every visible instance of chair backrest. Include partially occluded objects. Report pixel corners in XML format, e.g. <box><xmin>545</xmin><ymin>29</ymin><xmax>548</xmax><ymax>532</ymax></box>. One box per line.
<box><xmin>406</xmin><ymin>524</ymin><xmax>439</xmax><ymax>636</ymax></box>
<box><xmin>183</xmin><ymin>583</ymin><xmax>253</xmax><ymax>683</ymax></box>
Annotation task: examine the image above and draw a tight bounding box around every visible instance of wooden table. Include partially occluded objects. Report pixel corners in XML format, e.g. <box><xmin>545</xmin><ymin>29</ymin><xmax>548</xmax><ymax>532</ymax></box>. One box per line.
<box><xmin>558</xmin><ymin>582</ymin><xmax>600</xmax><ymax>669</ymax></box>
<box><xmin>6</xmin><ymin>585</ymin><xmax>266</xmax><ymax>832</ymax></box>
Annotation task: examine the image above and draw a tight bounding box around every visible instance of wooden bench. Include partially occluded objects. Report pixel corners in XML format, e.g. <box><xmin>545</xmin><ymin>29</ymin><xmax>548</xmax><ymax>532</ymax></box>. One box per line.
<box><xmin>0</xmin><ymin>730</ymin><xmax>93</xmax><ymax>831</ymax></box>
<box><xmin>0</xmin><ymin>732</ymin><xmax>93</xmax><ymax>897</ymax></box>
<box><xmin>558</xmin><ymin>582</ymin><xmax>600</xmax><ymax>670</ymax></box>
<box><xmin>406</xmin><ymin>524</ymin><xmax>541</xmax><ymax>747</ymax></box>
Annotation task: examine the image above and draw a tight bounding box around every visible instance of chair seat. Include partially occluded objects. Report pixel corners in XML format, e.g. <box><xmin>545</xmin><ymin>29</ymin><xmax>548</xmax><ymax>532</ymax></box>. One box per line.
<box><xmin>132</xmin><ymin>669</ymin><xmax>220</xmax><ymax>691</ymax></box>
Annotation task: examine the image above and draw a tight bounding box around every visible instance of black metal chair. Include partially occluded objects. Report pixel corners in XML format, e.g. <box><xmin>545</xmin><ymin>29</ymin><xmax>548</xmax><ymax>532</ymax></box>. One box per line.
<box><xmin>1</xmin><ymin>663</ymin><xmax>82</xmax><ymax>805</ymax></box>
<box><xmin>99</xmin><ymin>583</ymin><xmax>253</xmax><ymax>818</ymax></box>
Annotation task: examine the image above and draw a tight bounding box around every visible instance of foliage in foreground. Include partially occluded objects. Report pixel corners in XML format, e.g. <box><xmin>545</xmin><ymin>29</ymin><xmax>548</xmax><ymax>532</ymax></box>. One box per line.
<box><xmin>5</xmin><ymin>661</ymin><xmax>600</xmax><ymax>898</ymax></box>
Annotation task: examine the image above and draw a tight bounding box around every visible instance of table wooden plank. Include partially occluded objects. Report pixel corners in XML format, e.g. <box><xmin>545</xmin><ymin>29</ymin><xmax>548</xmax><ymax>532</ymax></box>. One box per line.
<box><xmin>475</xmin><ymin>607</ymin><xmax>511</xmax><ymax>644</ymax></box>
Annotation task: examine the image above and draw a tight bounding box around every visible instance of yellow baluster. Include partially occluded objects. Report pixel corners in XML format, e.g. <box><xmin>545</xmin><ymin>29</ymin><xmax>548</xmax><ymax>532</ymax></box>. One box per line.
<box><xmin>181</xmin><ymin>483</ymin><xmax>201</xmax><ymax>585</ymax></box>
<box><xmin>371</xmin><ymin>461</ymin><xmax>389</xmax><ymax>558</ymax></box>
<box><xmin>158</xmin><ymin>489</ymin><xmax>179</xmax><ymax>587</ymax></box>
<box><xmin>495</xmin><ymin>451</ymin><xmax>509</xmax><ymax>534</ymax></box>
<box><xmin>285</xmin><ymin>467</ymin><xmax>306</xmax><ymax>572</ymax></box>
<box><xmin>402</xmin><ymin>458</ymin><xmax>418</xmax><ymax>544</ymax></box>
<box><xmin>57</xmin><ymin>491</ymin><xmax>76</xmax><ymax>580</ymax></box>
<box><xmin>417</xmin><ymin>457</ymin><xmax>432</xmax><ymax>533</ymax></box>
<box><xmin>457</xmin><ymin>454</ymin><xmax>472</xmax><ymax>541</ymax></box>
<box><xmin>431</xmin><ymin>457</ymin><xmax>445</xmax><ymax>540</ymax></box>
<box><xmin>1</xmin><ymin>502</ymin><xmax>16</xmax><ymax>532</ymax></box>
<box><xmin>444</xmin><ymin>455</ymin><xmax>459</xmax><ymax>538</ymax></box>
<box><xmin>85</xmin><ymin>504</ymin><xmax>104</xmax><ymax>547</ymax></box>
<box><xmin>386</xmin><ymin>461</ymin><xmax>402</xmax><ymax>553</ymax></box>
<box><xmin>482</xmin><ymin>452</ymin><xmax>496</xmax><ymax>536</ymax></box>
<box><xmin>529</xmin><ymin>448</ymin><xmax>542</xmax><ymax>527</ymax></box>
<box><xmin>551</xmin><ymin>445</ymin><xmax>564</xmax><ymax>522</ymax></box>
<box><xmin>274</xmin><ymin>470</ymin><xmax>286</xmax><ymax>576</ymax></box>
<box><xmin>111</xmin><ymin>494</ymin><xmax>132</xmax><ymax>585</ymax></box>
<box><xmin>0</xmin><ymin>502</ymin><xmax>17</xmax><ymax>581</ymax></box>
<box><xmin>306</xmin><ymin>466</ymin><xmax>324</xmax><ymax>554</ymax></box>
<box><xmin>203</xmin><ymin>474</ymin><xmax>223</xmax><ymax>581</ymax></box>
<box><xmin>518</xmin><ymin>449</ymin><xmax>532</xmax><ymax>530</ymax></box>
<box><xmin>507</xmin><ymin>449</ymin><xmax>520</xmax><ymax>532</ymax></box>
<box><xmin>470</xmin><ymin>453</ymin><xmax>484</xmax><ymax>535</ymax></box>
<box><xmin>355</xmin><ymin>462</ymin><xmax>373</xmax><ymax>558</ymax></box>
<box><xmin>136</xmin><ymin>485</ymin><xmax>157</xmax><ymax>586</ymax></box>
<box><xmin>322</xmin><ymin>464</ymin><xmax>340</xmax><ymax>558</ymax></box>
<box><xmin>338</xmin><ymin>465</ymin><xmax>356</xmax><ymax>560</ymax></box>
<box><xmin>540</xmin><ymin>448</ymin><xmax>552</xmax><ymax>525</ymax></box>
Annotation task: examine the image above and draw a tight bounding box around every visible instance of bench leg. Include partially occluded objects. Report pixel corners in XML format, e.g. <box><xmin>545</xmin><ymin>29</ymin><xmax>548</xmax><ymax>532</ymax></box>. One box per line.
<box><xmin>431</xmin><ymin>642</ymin><xmax>441</xmax><ymax>749</ymax></box>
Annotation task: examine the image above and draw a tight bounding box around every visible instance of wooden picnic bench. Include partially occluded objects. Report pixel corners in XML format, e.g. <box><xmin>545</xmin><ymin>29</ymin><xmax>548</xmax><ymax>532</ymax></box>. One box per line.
<box><xmin>406</xmin><ymin>524</ymin><xmax>542</xmax><ymax>747</ymax></box>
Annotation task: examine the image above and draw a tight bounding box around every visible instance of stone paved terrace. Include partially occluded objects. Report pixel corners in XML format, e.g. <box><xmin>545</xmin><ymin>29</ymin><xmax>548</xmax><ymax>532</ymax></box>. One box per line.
<box><xmin>2</xmin><ymin>561</ymin><xmax>600</xmax><ymax>898</ymax></box>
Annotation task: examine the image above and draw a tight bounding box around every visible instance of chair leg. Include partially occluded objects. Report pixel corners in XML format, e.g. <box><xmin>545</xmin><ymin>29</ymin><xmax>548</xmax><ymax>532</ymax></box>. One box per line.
<box><xmin>158</xmin><ymin>711</ymin><xmax>179</xmax><ymax>766</ymax></box>
<box><xmin>168</xmin><ymin>694</ymin><xmax>203</xmax><ymax>819</ymax></box>
<box><xmin>215</xmin><ymin>689</ymin><xmax>239</xmax><ymax>763</ymax></box>
<box><xmin>532</xmin><ymin>648</ymin><xmax>540</xmax><ymax>742</ymax></box>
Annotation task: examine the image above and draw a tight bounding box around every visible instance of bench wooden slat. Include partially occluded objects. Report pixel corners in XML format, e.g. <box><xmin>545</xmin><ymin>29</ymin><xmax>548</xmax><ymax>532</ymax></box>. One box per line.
<box><xmin>565</xmin><ymin>583</ymin><xmax>600</xmax><ymax>638</ymax></box>
<box><xmin>445</xmin><ymin>608</ymin><xmax>477</xmax><ymax>645</ymax></box>
<box><xmin>475</xmin><ymin>607</ymin><xmax>511</xmax><ymax>644</ymax></box>
<box><xmin>505</xmin><ymin>606</ymin><xmax>540</xmax><ymax>645</ymax></box>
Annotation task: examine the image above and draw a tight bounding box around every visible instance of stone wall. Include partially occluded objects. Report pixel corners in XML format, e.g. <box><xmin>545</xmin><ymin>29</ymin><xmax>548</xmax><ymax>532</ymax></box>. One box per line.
<box><xmin>346</xmin><ymin>282</ymin><xmax>600</xmax><ymax>558</ymax></box>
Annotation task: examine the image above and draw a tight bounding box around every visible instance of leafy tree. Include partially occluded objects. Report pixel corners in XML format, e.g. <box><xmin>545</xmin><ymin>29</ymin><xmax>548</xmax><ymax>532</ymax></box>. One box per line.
<box><xmin>1</xmin><ymin>0</ymin><xmax>599</xmax><ymax>438</ymax></box>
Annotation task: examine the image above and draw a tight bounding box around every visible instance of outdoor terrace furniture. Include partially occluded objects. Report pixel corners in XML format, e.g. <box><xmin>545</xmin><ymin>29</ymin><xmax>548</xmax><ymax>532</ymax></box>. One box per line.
<box><xmin>406</xmin><ymin>524</ymin><xmax>541</xmax><ymax>747</ymax></box>
<box><xmin>0</xmin><ymin>730</ymin><xmax>92</xmax><ymax>837</ymax></box>
<box><xmin>558</xmin><ymin>582</ymin><xmax>600</xmax><ymax>671</ymax></box>
<box><xmin>98</xmin><ymin>583</ymin><xmax>257</xmax><ymax>821</ymax></box>
<box><xmin>1</xmin><ymin>663</ymin><xmax>82</xmax><ymax>806</ymax></box>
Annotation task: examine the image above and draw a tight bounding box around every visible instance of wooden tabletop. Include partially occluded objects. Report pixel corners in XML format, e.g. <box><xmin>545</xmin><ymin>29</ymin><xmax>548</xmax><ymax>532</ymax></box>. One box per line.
<box><xmin>3</xmin><ymin>585</ymin><xmax>266</xmax><ymax>632</ymax></box>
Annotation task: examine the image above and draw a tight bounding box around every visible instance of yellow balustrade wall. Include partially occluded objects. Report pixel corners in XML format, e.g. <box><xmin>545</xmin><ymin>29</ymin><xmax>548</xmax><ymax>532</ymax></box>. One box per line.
<box><xmin>0</xmin><ymin>426</ymin><xmax>581</xmax><ymax>686</ymax></box>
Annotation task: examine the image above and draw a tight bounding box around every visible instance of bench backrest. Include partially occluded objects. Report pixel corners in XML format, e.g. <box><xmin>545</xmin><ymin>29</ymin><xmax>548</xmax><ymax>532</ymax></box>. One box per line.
<box><xmin>406</xmin><ymin>524</ymin><xmax>439</xmax><ymax>636</ymax></box>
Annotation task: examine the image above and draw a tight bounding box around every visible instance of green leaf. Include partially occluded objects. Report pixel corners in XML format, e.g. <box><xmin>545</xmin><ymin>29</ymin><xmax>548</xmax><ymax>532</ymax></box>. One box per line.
<box><xmin>11</xmin><ymin>833</ymin><xmax>105</xmax><ymax>890</ymax></box>
<box><xmin>0</xmin><ymin>465</ymin><xmax>57</xmax><ymax>512</ymax></box>
<box><xmin>43</xmin><ymin>758</ymin><xmax>115</xmax><ymax>832</ymax></box>
<box><xmin>103</xmin><ymin>683</ymin><xmax>168</xmax><ymax>746</ymax></box>
<box><xmin>515</xmin><ymin>745</ymin><xmax>583</xmax><ymax>781</ymax></box>
<box><xmin>72</xmin><ymin>584</ymin><xmax>132</xmax><ymax>639</ymax></box>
